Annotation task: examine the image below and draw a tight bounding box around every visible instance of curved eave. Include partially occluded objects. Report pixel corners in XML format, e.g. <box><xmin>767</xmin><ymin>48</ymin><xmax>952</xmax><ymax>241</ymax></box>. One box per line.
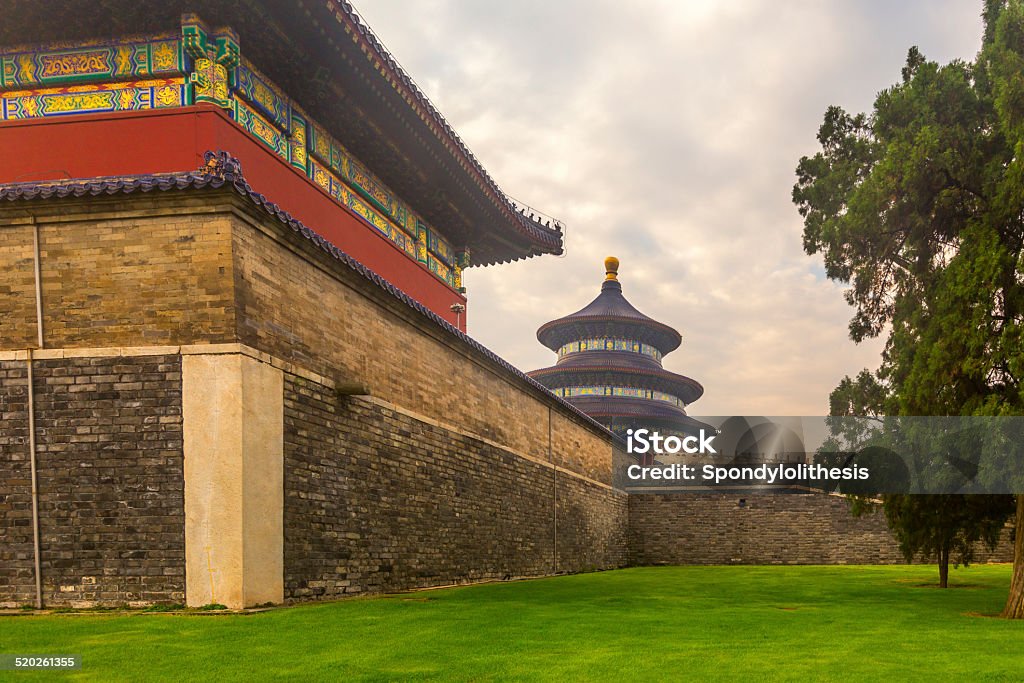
<box><xmin>536</xmin><ymin>315</ymin><xmax>682</xmax><ymax>355</ymax></box>
<box><xmin>527</xmin><ymin>364</ymin><xmax>704</xmax><ymax>405</ymax></box>
<box><xmin>0</xmin><ymin>0</ymin><xmax>564</xmax><ymax>265</ymax></box>
<box><xmin>472</xmin><ymin>221</ymin><xmax>563</xmax><ymax>266</ymax></box>
<box><xmin>315</xmin><ymin>1</ymin><xmax>564</xmax><ymax>261</ymax></box>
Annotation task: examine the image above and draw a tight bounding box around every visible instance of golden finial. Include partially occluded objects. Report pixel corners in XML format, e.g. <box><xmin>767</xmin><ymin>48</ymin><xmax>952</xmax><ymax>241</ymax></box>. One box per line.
<box><xmin>604</xmin><ymin>256</ymin><xmax>619</xmax><ymax>281</ymax></box>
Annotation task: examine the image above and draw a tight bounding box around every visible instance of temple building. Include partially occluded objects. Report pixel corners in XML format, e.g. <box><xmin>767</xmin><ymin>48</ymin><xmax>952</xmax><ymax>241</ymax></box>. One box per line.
<box><xmin>1</xmin><ymin>4</ymin><xmax>1011</xmax><ymax>611</ymax></box>
<box><xmin>0</xmin><ymin>1</ymin><xmax>563</xmax><ymax>330</ymax></box>
<box><xmin>528</xmin><ymin>257</ymin><xmax>706</xmax><ymax>447</ymax></box>
<box><xmin>0</xmin><ymin>0</ymin><xmax>609</xmax><ymax>610</ymax></box>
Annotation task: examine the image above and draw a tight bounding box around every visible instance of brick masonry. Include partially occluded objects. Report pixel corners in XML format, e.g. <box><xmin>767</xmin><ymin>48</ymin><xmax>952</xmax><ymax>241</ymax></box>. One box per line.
<box><xmin>0</xmin><ymin>191</ymin><xmax>628</xmax><ymax>606</ymax></box>
<box><xmin>628</xmin><ymin>493</ymin><xmax>1014</xmax><ymax>566</ymax></box>
<box><xmin>0</xmin><ymin>198</ymin><xmax>236</xmax><ymax>351</ymax></box>
<box><xmin>228</xmin><ymin>206</ymin><xmax>615</xmax><ymax>484</ymax></box>
<box><xmin>1</xmin><ymin>349</ymin><xmax>627</xmax><ymax>607</ymax></box>
<box><xmin>0</xmin><ymin>360</ymin><xmax>31</xmax><ymax>605</ymax></box>
<box><xmin>0</xmin><ymin>193</ymin><xmax>615</xmax><ymax>485</ymax></box>
<box><xmin>0</xmin><ymin>355</ymin><xmax>184</xmax><ymax>607</ymax></box>
<box><xmin>283</xmin><ymin>373</ymin><xmax>627</xmax><ymax>600</ymax></box>
<box><xmin>557</xmin><ymin>474</ymin><xmax>629</xmax><ymax>573</ymax></box>
<box><xmin>0</xmin><ymin>194</ymin><xmax>1017</xmax><ymax>608</ymax></box>
<box><xmin>6</xmin><ymin>363</ymin><xmax>1011</xmax><ymax>607</ymax></box>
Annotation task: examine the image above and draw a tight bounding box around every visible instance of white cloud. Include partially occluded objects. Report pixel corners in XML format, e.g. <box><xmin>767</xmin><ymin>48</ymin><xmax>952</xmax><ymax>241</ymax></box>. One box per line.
<box><xmin>354</xmin><ymin>0</ymin><xmax>984</xmax><ymax>415</ymax></box>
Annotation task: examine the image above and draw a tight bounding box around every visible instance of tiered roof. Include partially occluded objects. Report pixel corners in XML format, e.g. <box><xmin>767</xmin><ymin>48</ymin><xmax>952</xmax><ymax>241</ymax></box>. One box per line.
<box><xmin>529</xmin><ymin>258</ymin><xmax>704</xmax><ymax>432</ymax></box>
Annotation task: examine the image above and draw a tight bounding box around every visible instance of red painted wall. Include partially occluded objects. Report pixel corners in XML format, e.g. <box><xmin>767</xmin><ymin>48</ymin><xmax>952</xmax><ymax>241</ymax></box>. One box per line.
<box><xmin>0</xmin><ymin>106</ymin><xmax>468</xmax><ymax>329</ymax></box>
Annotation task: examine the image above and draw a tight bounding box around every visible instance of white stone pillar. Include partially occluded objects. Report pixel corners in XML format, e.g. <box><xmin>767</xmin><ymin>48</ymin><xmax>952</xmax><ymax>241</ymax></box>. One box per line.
<box><xmin>182</xmin><ymin>352</ymin><xmax>284</xmax><ymax>609</ymax></box>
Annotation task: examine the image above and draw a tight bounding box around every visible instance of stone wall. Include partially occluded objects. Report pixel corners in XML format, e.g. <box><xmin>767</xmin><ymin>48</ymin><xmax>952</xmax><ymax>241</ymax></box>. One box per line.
<box><xmin>0</xmin><ymin>194</ymin><xmax>615</xmax><ymax>486</ymax></box>
<box><xmin>0</xmin><ymin>191</ymin><xmax>626</xmax><ymax>607</ymax></box>
<box><xmin>0</xmin><ymin>354</ymin><xmax>184</xmax><ymax>607</ymax></box>
<box><xmin>557</xmin><ymin>474</ymin><xmax>629</xmax><ymax>573</ymax></box>
<box><xmin>283</xmin><ymin>373</ymin><xmax>627</xmax><ymax>600</ymax></box>
<box><xmin>0</xmin><ymin>347</ymin><xmax>627</xmax><ymax>608</ymax></box>
<box><xmin>0</xmin><ymin>199</ymin><xmax>236</xmax><ymax>351</ymax></box>
<box><xmin>0</xmin><ymin>360</ymin><xmax>32</xmax><ymax>605</ymax></box>
<box><xmin>229</xmin><ymin>207</ymin><xmax>615</xmax><ymax>484</ymax></box>
<box><xmin>628</xmin><ymin>493</ymin><xmax>1015</xmax><ymax>566</ymax></box>
<box><xmin>4</xmin><ymin>192</ymin><xmax>1014</xmax><ymax>610</ymax></box>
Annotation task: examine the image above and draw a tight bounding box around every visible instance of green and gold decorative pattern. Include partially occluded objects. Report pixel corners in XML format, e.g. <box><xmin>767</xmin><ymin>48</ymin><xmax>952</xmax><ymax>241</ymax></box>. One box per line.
<box><xmin>305</xmin><ymin>119</ymin><xmax>456</xmax><ymax>278</ymax></box>
<box><xmin>0</xmin><ymin>14</ymin><xmax>461</xmax><ymax>291</ymax></box>
<box><xmin>557</xmin><ymin>338</ymin><xmax>664</xmax><ymax>361</ymax></box>
<box><xmin>345</xmin><ymin>157</ymin><xmax>408</xmax><ymax>227</ymax></box>
<box><xmin>309</xmin><ymin>158</ymin><xmax>418</xmax><ymax>261</ymax></box>
<box><xmin>1</xmin><ymin>35</ymin><xmax>183</xmax><ymax>89</ymax></box>
<box><xmin>234</xmin><ymin>98</ymin><xmax>288</xmax><ymax>157</ymax></box>
<box><xmin>415</xmin><ymin>221</ymin><xmax>429</xmax><ymax>265</ymax></box>
<box><xmin>181</xmin><ymin>15</ymin><xmax>237</xmax><ymax>109</ymax></box>
<box><xmin>2</xmin><ymin>78</ymin><xmax>187</xmax><ymax>118</ymax></box>
<box><xmin>288</xmin><ymin>111</ymin><xmax>308</xmax><ymax>172</ymax></box>
<box><xmin>235</xmin><ymin>64</ymin><xmax>289</xmax><ymax>130</ymax></box>
<box><xmin>553</xmin><ymin>386</ymin><xmax>685</xmax><ymax>408</ymax></box>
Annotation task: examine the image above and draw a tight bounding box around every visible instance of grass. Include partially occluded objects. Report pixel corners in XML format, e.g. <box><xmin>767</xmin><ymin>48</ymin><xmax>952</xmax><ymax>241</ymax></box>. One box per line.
<box><xmin>2</xmin><ymin>565</ymin><xmax>1023</xmax><ymax>681</ymax></box>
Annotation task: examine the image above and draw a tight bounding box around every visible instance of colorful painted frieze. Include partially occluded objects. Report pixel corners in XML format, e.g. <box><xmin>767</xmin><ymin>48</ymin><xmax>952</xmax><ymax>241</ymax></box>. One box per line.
<box><xmin>1</xmin><ymin>36</ymin><xmax>183</xmax><ymax>90</ymax></box>
<box><xmin>347</xmin><ymin>193</ymin><xmax>417</xmax><ymax>259</ymax></box>
<box><xmin>427</xmin><ymin>253</ymin><xmax>452</xmax><ymax>285</ymax></box>
<box><xmin>310</xmin><ymin>158</ymin><xmax>333</xmax><ymax>193</ymax></box>
<box><xmin>345</xmin><ymin>158</ymin><xmax>407</xmax><ymax>224</ymax></box>
<box><xmin>235</xmin><ymin>64</ymin><xmax>289</xmax><ymax>130</ymax></box>
<box><xmin>310</xmin><ymin>123</ymin><xmax>334</xmax><ymax>170</ymax></box>
<box><xmin>2</xmin><ymin>78</ymin><xmax>187</xmax><ymax>119</ymax></box>
<box><xmin>0</xmin><ymin>16</ymin><xmax>461</xmax><ymax>290</ymax></box>
<box><xmin>557</xmin><ymin>338</ymin><xmax>664</xmax><ymax>361</ymax></box>
<box><xmin>554</xmin><ymin>386</ymin><xmax>685</xmax><ymax>408</ymax></box>
<box><xmin>427</xmin><ymin>230</ymin><xmax>454</xmax><ymax>265</ymax></box>
<box><xmin>288</xmin><ymin>111</ymin><xmax>308</xmax><ymax>172</ymax></box>
<box><xmin>415</xmin><ymin>221</ymin><xmax>429</xmax><ymax>265</ymax></box>
<box><xmin>306</xmin><ymin>119</ymin><xmax>455</xmax><ymax>269</ymax></box>
<box><xmin>181</xmin><ymin>17</ymin><xmax>237</xmax><ymax>109</ymax></box>
<box><xmin>234</xmin><ymin>99</ymin><xmax>288</xmax><ymax>157</ymax></box>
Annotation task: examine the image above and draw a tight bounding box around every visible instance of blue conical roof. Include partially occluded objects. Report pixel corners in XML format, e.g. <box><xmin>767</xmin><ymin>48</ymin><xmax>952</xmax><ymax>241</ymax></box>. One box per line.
<box><xmin>536</xmin><ymin>260</ymin><xmax>682</xmax><ymax>354</ymax></box>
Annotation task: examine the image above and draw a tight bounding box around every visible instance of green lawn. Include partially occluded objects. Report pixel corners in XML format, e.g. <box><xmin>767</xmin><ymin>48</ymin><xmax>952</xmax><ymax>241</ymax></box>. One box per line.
<box><xmin>2</xmin><ymin>565</ymin><xmax>1022</xmax><ymax>681</ymax></box>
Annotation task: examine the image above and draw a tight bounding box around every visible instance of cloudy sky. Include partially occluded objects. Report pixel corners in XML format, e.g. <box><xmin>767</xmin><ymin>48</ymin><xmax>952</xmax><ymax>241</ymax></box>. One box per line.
<box><xmin>356</xmin><ymin>1</ymin><xmax>985</xmax><ymax>416</ymax></box>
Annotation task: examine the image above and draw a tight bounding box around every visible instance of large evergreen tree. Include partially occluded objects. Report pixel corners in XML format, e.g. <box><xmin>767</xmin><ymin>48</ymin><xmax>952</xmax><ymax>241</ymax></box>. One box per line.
<box><xmin>793</xmin><ymin>1</ymin><xmax>1024</xmax><ymax>614</ymax></box>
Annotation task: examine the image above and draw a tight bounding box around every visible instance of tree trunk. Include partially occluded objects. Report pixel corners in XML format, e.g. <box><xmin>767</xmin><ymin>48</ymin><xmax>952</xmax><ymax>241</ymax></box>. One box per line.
<box><xmin>939</xmin><ymin>545</ymin><xmax>949</xmax><ymax>589</ymax></box>
<box><xmin>1003</xmin><ymin>496</ymin><xmax>1024</xmax><ymax>618</ymax></box>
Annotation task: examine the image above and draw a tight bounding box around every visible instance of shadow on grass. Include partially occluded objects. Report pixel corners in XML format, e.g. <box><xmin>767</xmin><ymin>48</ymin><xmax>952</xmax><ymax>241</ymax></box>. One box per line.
<box><xmin>892</xmin><ymin>579</ymin><xmax>988</xmax><ymax>589</ymax></box>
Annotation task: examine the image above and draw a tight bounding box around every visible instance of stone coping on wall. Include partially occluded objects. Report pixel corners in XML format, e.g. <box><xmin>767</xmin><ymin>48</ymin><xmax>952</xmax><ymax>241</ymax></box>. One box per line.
<box><xmin>0</xmin><ymin>343</ymin><xmax>333</xmax><ymax>388</ymax></box>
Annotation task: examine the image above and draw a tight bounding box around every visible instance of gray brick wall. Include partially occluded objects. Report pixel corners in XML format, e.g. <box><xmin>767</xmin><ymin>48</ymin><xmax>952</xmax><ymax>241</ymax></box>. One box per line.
<box><xmin>283</xmin><ymin>373</ymin><xmax>628</xmax><ymax>601</ymax></box>
<box><xmin>0</xmin><ymin>361</ymin><xmax>32</xmax><ymax>604</ymax></box>
<box><xmin>5</xmin><ymin>355</ymin><xmax>1015</xmax><ymax>609</ymax></box>
<box><xmin>628</xmin><ymin>493</ymin><xmax>1014</xmax><ymax>565</ymax></box>
<box><xmin>557</xmin><ymin>475</ymin><xmax>628</xmax><ymax>572</ymax></box>
<box><xmin>0</xmin><ymin>355</ymin><xmax>184</xmax><ymax>607</ymax></box>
